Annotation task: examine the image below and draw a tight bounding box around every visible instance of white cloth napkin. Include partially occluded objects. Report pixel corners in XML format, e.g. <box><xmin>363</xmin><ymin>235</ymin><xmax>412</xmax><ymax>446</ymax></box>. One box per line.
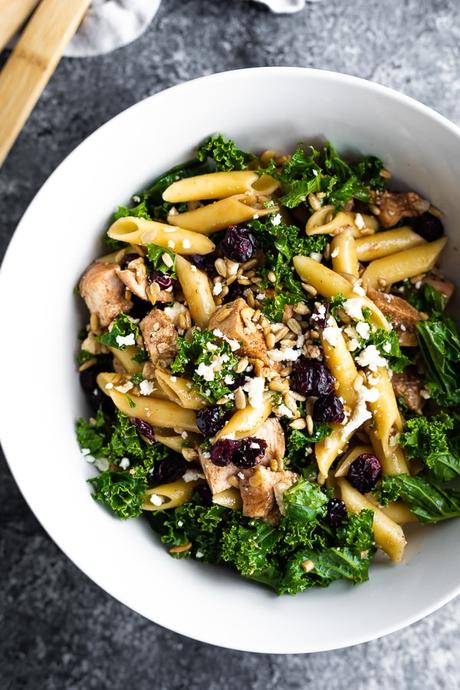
<box><xmin>66</xmin><ymin>0</ymin><xmax>315</xmax><ymax>57</ymax></box>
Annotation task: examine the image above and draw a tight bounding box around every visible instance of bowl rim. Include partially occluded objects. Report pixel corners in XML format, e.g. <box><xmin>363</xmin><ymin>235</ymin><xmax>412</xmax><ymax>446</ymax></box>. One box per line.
<box><xmin>2</xmin><ymin>66</ymin><xmax>460</xmax><ymax>653</ymax></box>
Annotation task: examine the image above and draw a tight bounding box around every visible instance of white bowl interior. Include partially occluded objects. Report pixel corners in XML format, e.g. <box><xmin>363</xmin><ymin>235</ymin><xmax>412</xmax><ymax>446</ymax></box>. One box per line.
<box><xmin>1</xmin><ymin>68</ymin><xmax>460</xmax><ymax>653</ymax></box>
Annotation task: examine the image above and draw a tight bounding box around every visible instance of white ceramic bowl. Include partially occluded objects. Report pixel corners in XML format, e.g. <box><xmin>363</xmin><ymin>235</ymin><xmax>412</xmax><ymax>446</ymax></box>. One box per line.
<box><xmin>1</xmin><ymin>68</ymin><xmax>460</xmax><ymax>654</ymax></box>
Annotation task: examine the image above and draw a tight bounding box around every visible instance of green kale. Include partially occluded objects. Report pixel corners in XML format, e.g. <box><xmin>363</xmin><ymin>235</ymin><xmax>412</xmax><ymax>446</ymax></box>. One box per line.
<box><xmin>363</xmin><ymin>328</ymin><xmax>411</xmax><ymax>373</ymax></box>
<box><xmin>89</xmin><ymin>471</ymin><xmax>147</xmax><ymax>519</ymax></box>
<box><xmin>280</xmin><ymin>177</ymin><xmax>321</xmax><ymax>209</ymax></box>
<box><xmin>329</xmin><ymin>294</ymin><xmax>346</xmax><ymax>319</ymax></box>
<box><xmin>221</xmin><ymin>519</ymin><xmax>279</xmax><ymax>577</ymax></box>
<box><xmin>400</xmin><ymin>413</ymin><xmax>460</xmax><ymax>481</ymax></box>
<box><xmin>114</xmin><ymin>198</ymin><xmax>151</xmax><ymax>221</ymax></box>
<box><xmin>337</xmin><ymin>510</ymin><xmax>374</xmax><ymax>551</ymax></box>
<box><xmin>76</xmin><ymin>408</ymin><xmax>107</xmax><ymax>456</ymax></box>
<box><xmin>196</xmin><ymin>134</ymin><xmax>252</xmax><ymax>171</ymax></box>
<box><xmin>400</xmin><ymin>279</ymin><xmax>446</xmax><ymax>315</ymax></box>
<box><xmin>284</xmin><ymin>426</ymin><xmax>331</xmax><ymax>472</ymax></box>
<box><xmin>170</xmin><ymin>328</ymin><xmax>238</xmax><ymax>404</ymax></box>
<box><xmin>380</xmin><ymin>473</ymin><xmax>460</xmax><ymax>523</ymax></box>
<box><xmin>145</xmin><ymin>243</ymin><xmax>176</xmax><ymax>277</ymax></box>
<box><xmin>153</xmin><ymin>502</ymin><xmax>227</xmax><ymax>561</ymax></box>
<box><xmin>283</xmin><ymin>479</ymin><xmax>329</xmax><ymax>523</ymax></box>
<box><xmin>250</xmin><ymin>218</ymin><xmax>327</xmax><ymax>321</ymax></box>
<box><xmin>416</xmin><ymin>316</ymin><xmax>460</xmax><ymax>406</ymax></box>
<box><xmin>77</xmin><ymin>349</ymin><xmax>95</xmax><ymax>366</ymax></box>
<box><xmin>98</xmin><ymin>314</ymin><xmax>140</xmax><ymax>351</ymax></box>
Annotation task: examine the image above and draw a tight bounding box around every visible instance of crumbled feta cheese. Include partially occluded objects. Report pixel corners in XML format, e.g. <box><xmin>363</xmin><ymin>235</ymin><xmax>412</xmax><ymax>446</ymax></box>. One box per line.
<box><xmin>420</xmin><ymin>388</ymin><xmax>431</xmax><ymax>400</ymax></box>
<box><xmin>331</xmin><ymin>247</ymin><xmax>340</xmax><ymax>258</ymax></box>
<box><xmin>115</xmin><ymin>333</ymin><xmax>136</xmax><ymax>347</ymax></box>
<box><xmin>310</xmin><ymin>251</ymin><xmax>323</xmax><ymax>262</ymax></box>
<box><xmin>183</xmin><ymin>469</ymin><xmax>203</xmax><ymax>483</ymax></box>
<box><xmin>170</xmin><ymin>376</ymin><xmax>177</xmax><ymax>382</ymax></box>
<box><xmin>167</xmin><ymin>240</ymin><xmax>175</xmax><ymax>249</ymax></box>
<box><xmin>81</xmin><ymin>448</ymin><xmax>91</xmax><ymax>456</ymax></box>
<box><xmin>322</xmin><ymin>324</ymin><xmax>341</xmax><ymax>346</ymax></box>
<box><xmin>340</xmin><ymin>386</ymin><xmax>377</xmax><ymax>440</ymax></box>
<box><xmin>382</xmin><ymin>341</ymin><xmax>392</xmax><ymax>353</ymax></box>
<box><xmin>181</xmin><ymin>431</ymin><xmax>188</xmax><ymax>439</ymax></box>
<box><xmin>355</xmin><ymin>345</ymin><xmax>387</xmax><ymax>371</ymax></box>
<box><xmin>149</xmin><ymin>493</ymin><xmax>163</xmax><ymax>506</ymax></box>
<box><xmin>114</xmin><ymin>381</ymin><xmax>134</xmax><ymax>394</ymax></box>
<box><xmin>95</xmin><ymin>457</ymin><xmax>109</xmax><ymax>472</ymax></box>
<box><xmin>237</xmin><ymin>472</ymin><xmax>245</xmax><ymax>479</ymax></box>
<box><xmin>400</xmin><ymin>324</ymin><xmax>406</xmax><ymax>332</ymax></box>
<box><xmin>415</xmin><ymin>280</ymin><xmax>422</xmax><ymax>289</ymax></box>
<box><xmin>276</xmin><ymin>403</ymin><xmax>294</xmax><ymax>418</ymax></box>
<box><xmin>352</xmin><ymin>283</ymin><xmax>366</xmax><ymax>297</ymax></box>
<box><xmin>355</xmin><ymin>321</ymin><xmax>370</xmax><ymax>340</ymax></box>
<box><xmin>206</xmin><ymin>342</ymin><xmax>218</xmax><ymax>351</ymax></box>
<box><xmin>271</xmin><ymin>213</ymin><xmax>282</xmax><ymax>226</ymax></box>
<box><xmin>119</xmin><ymin>457</ymin><xmax>130</xmax><ymax>470</ymax></box>
<box><xmin>177</xmin><ymin>520</ymin><xmax>184</xmax><ymax>527</ymax></box>
<box><xmin>105</xmin><ymin>382</ymin><xmax>114</xmax><ymax>390</ymax></box>
<box><xmin>268</xmin><ymin>347</ymin><xmax>302</xmax><ymax>362</ymax></box>
<box><xmin>191</xmin><ymin>265</ymin><xmax>197</xmax><ymax>272</ymax></box>
<box><xmin>343</xmin><ymin>298</ymin><xmax>364</xmax><ymax>320</ymax></box>
<box><xmin>347</xmin><ymin>338</ymin><xmax>360</xmax><ymax>352</ymax></box>
<box><xmin>212</xmin><ymin>282</ymin><xmax>223</xmax><ymax>296</ymax></box>
<box><xmin>139</xmin><ymin>379</ymin><xmax>155</xmax><ymax>396</ymax></box>
<box><xmin>182</xmin><ymin>239</ymin><xmax>191</xmax><ymax>249</ymax></box>
<box><xmin>224</xmin><ymin>374</ymin><xmax>235</xmax><ymax>385</ymax></box>
<box><xmin>243</xmin><ymin>377</ymin><xmax>265</xmax><ymax>409</ymax></box>
<box><xmin>256</xmin><ymin>293</ymin><xmax>266</xmax><ymax>301</ymax></box>
<box><xmin>212</xmin><ymin>328</ymin><xmax>240</xmax><ymax>351</ymax></box>
<box><xmin>164</xmin><ymin>302</ymin><xmax>187</xmax><ymax>323</ymax></box>
<box><xmin>195</xmin><ymin>550</ymin><xmax>204</xmax><ymax>559</ymax></box>
<box><xmin>196</xmin><ymin>362</ymin><xmax>216</xmax><ymax>381</ymax></box>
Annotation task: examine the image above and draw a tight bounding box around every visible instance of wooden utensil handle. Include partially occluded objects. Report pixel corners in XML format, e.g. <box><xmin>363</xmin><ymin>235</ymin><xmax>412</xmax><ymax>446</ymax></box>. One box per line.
<box><xmin>0</xmin><ymin>0</ymin><xmax>41</xmax><ymax>52</ymax></box>
<box><xmin>0</xmin><ymin>0</ymin><xmax>91</xmax><ymax>167</ymax></box>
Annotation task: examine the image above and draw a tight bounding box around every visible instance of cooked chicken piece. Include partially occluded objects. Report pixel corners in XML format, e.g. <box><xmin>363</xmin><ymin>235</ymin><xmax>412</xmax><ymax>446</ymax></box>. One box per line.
<box><xmin>117</xmin><ymin>257</ymin><xmax>174</xmax><ymax>304</ymax></box>
<box><xmin>208</xmin><ymin>298</ymin><xmax>270</xmax><ymax>365</ymax></box>
<box><xmin>392</xmin><ymin>371</ymin><xmax>424</xmax><ymax>415</ymax></box>
<box><xmin>252</xmin><ymin>418</ymin><xmax>285</xmax><ymax>462</ymax></box>
<box><xmin>140</xmin><ymin>309</ymin><xmax>178</xmax><ymax>368</ymax></box>
<box><xmin>273</xmin><ymin>473</ymin><xmax>300</xmax><ymax>515</ymax></box>
<box><xmin>79</xmin><ymin>262</ymin><xmax>132</xmax><ymax>327</ymax></box>
<box><xmin>422</xmin><ymin>276</ymin><xmax>454</xmax><ymax>304</ymax></box>
<box><xmin>370</xmin><ymin>191</ymin><xmax>430</xmax><ymax>228</ymax></box>
<box><xmin>198</xmin><ymin>449</ymin><xmax>237</xmax><ymax>495</ymax></box>
<box><xmin>239</xmin><ymin>466</ymin><xmax>298</xmax><ymax>519</ymax></box>
<box><xmin>368</xmin><ymin>288</ymin><xmax>425</xmax><ymax>346</ymax></box>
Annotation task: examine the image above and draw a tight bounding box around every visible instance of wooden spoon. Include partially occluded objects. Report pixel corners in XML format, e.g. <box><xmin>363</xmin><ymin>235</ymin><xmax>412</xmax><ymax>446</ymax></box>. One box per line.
<box><xmin>0</xmin><ymin>0</ymin><xmax>91</xmax><ymax>166</ymax></box>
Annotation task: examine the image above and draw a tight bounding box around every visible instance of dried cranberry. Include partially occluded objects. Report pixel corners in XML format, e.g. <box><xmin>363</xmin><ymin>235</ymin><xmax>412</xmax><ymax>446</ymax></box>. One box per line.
<box><xmin>210</xmin><ymin>439</ymin><xmax>239</xmax><ymax>466</ymax></box>
<box><xmin>196</xmin><ymin>406</ymin><xmax>229</xmax><ymax>437</ymax></box>
<box><xmin>313</xmin><ymin>393</ymin><xmax>345</xmax><ymax>423</ymax></box>
<box><xmin>232</xmin><ymin>437</ymin><xmax>267</xmax><ymax>468</ymax></box>
<box><xmin>129</xmin><ymin>295</ymin><xmax>151</xmax><ymax>320</ymax></box>
<box><xmin>290</xmin><ymin>357</ymin><xmax>335</xmax><ymax>397</ymax></box>
<box><xmin>131</xmin><ymin>417</ymin><xmax>156</xmax><ymax>442</ymax></box>
<box><xmin>79</xmin><ymin>368</ymin><xmax>112</xmax><ymax>413</ymax></box>
<box><xmin>348</xmin><ymin>453</ymin><xmax>382</xmax><ymax>493</ymax></box>
<box><xmin>148</xmin><ymin>270</ymin><xmax>174</xmax><ymax>290</ymax></box>
<box><xmin>193</xmin><ymin>483</ymin><xmax>213</xmax><ymax>506</ymax></box>
<box><xmin>219</xmin><ymin>226</ymin><xmax>257</xmax><ymax>263</ymax></box>
<box><xmin>223</xmin><ymin>281</ymin><xmax>247</xmax><ymax>303</ymax></box>
<box><xmin>189</xmin><ymin>252</ymin><xmax>217</xmax><ymax>274</ymax></box>
<box><xmin>408</xmin><ymin>213</ymin><xmax>444</xmax><ymax>242</ymax></box>
<box><xmin>151</xmin><ymin>455</ymin><xmax>187</xmax><ymax>484</ymax></box>
<box><xmin>326</xmin><ymin>498</ymin><xmax>347</xmax><ymax>528</ymax></box>
<box><xmin>119</xmin><ymin>252</ymin><xmax>140</xmax><ymax>269</ymax></box>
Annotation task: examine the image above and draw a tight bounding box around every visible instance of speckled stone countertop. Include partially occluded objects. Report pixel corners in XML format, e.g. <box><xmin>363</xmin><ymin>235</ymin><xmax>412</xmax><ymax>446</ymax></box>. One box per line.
<box><xmin>1</xmin><ymin>1</ymin><xmax>460</xmax><ymax>687</ymax></box>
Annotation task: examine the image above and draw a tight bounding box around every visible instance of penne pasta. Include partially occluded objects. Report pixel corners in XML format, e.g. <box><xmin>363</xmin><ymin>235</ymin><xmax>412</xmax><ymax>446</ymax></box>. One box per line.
<box><xmin>107</xmin><ymin>216</ymin><xmax>215</xmax><ymax>255</ymax></box>
<box><xmin>155</xmin><ymin>367</ymin><xmax>206</xmax><ymax>410</ymax></box>
<box><xmin>167</xmin><ymin>194</ymin><xmax>277</xmax><ymax>234</ymax></box>
<box><xmin>163</xmin><ymin>170</ymin><xmax>259</xmax><ymax>202</ymax></box>
<box><xmin>293</xmin><ymin>256</ymin><xmax>390</xmax><ymax>329</ymax></box>
<box><xmin>143</xmin><ymin>479</ymin><xmax>199</xmax><ymax>511</ymax></box>
<box><xmin>338</xmin><ymin>478</ymin><xmax>407</xmax><ymax>562</ymax></box>
<box><xmin>367</xmin><ymin>367</ymin><xmax>403</xmax><ymax>456</ymax></box>
<box><xmin>366</xmin><ymin>494</ymin><xmax>418</xmax><ymax>525</ymax></box>
<box><xmin>355</xmin><ymin>226</ymin><xmax>425</xmax><ymax>262</ymax></box>
<box><xmin>154</xmin><ymin>433</ymin><xmax>185</xmax><ymax>453</ymax></box>
<box><xmin>97</xmin><ymin>372</ymin><xmax>199</xmax><ymax>432</ymax></box>
<box><xmin>330</xmin><ymin>227</ymin><xmax>359</xmax><ymax>278</ymax></box>
<box><xmin>252</xmin><ymin>174</ymin><xmax>280</xmax><ymax>195</ymax></box>
<box><xmin>175</xmin><ymin>255</ymin><xmax>216</xmax><ymax>328</ymax></box>
<box><xmin>334</xmin><ymin>444</ymin><xmax>373</xmax><ymax>477</ymax></box>
<box><xmin>320</xmin><ymin>316</ymin><xmax>358</xmax><ymax>407</ymax></box>
<box><xmin>212</xmin><ymin>487</ymin><xmax>243</xmax><ymax>511</ymax></box>
<box><xmin>316</xmin><ymin>424</ymin><xmax>354</xmax><ymax>484</ymax></box>
<box><xmin>368</xmin><ymin>428</ymin><xmax>409</xmax><ymax>476</ymax></box>
<box><xmin>361</xmin><ymin>237</ymin><xmax>448</xmax><ymax>290</ymax></box>
<box><xmin>108</xmin><ymin>345</ymin><xmax>144</xmax><ymax>375</ymax></box>
<box><xmin>215</xmin><ymin>397</ymin><xmax>272</xmax><ymax>440</ymax></box>
<box><xmin>306</xmin><ymin>206</ymin><xmax>378</xmax><ymax>237</ymax></box>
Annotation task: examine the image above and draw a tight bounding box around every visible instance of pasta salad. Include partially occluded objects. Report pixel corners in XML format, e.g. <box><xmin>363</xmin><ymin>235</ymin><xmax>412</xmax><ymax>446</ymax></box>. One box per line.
<box><xmin>75</xmin><ymin>135</ymin><xmax>460</xmax><ymax>594</ymax></box>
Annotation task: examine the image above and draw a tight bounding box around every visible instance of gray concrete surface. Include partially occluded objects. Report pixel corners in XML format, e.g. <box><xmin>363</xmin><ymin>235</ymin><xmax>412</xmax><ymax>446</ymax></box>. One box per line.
<box><xmin>1</xmin><ymin>1</ymin><xmax>460</xmax><ymax>688</ymax></box>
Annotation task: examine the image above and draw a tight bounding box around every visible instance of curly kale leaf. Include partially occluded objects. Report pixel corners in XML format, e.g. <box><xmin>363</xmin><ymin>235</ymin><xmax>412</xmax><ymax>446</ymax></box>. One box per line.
<box><xmin>171</xmin><ymin>328</ymin><xmax>238</xmax><ymax>404</ymax></box>
<box><xmin>362</xmin><ymin>328</ymin><xmax>411</xmax><ymax>373</ymax></box>
<box><xmin>416</xmin><ymin>316</ymin><xmax>460</xmax><ymax>406</ymax></box>
<box><xmin>145</xmin><ymin>243</ymin><xmax>176</xmax><ymax>277</ymax></box>
<box><xmin>380</xmin><ymin>473</ymin><xmax>460</xmax><ymax>523</ymax></box>
<box><xmin>196</xmin><ymin>134</ymin><xmax>252</xmax><ymax>171</ymax></box>
<box><xmin>337</xmin><ymin>510</ymin><xmax>375</xmax><ymax>552</ymax></box>
<box><xmin>97</xmin><ymin>314</ymin><xmax>139</xmax><ymax>350</ymax></box>
<box><xmin>400</xmin><ymin>279</ymin><xmax>447</xmax><ymax>315</ymax></box>
<box><xmin>400</xmin><ymin>413</ymin><xmax>460</xmax><ymax>481</ymax></box>
<box><xmin>89</xmin><ymin>471</ymin><xmax>147</xmax><ymax>519</ymax></box>
<box><xmin>76</xmin><ymin>408</ymin><xmax>107</xmax><ymax>456</ymax></box>
<box><xmin>283</xmin><ymin>479</ymin><xmax>329</xmax><ymax>524</ymax></box>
